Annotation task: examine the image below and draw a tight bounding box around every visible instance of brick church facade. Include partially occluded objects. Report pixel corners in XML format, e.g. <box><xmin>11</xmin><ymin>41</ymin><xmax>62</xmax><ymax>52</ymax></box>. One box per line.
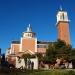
<box><xmin>6</xmin><ymin>8</ymin><xmax>71</xmax><ymax>64</ymax></box>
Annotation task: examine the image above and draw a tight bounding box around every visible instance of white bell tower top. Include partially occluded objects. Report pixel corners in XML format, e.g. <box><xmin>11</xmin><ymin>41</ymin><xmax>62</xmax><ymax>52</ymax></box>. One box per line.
<box><xmin>23</xmin><ymin>24</ymin><xmax>36</xmax><ymax>38</ymax></box>
<box><xmin>56</xmin><ymin>6</ymin><xmax>69</xmax><ymax>24</ymax></box>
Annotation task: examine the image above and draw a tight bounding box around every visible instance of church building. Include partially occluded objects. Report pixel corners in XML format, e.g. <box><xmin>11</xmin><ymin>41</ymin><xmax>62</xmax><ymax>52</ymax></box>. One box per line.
<box><xmin>6</xmin><ymin>7</ymin><xmax>71</xmax><ymax>65</ymax></box>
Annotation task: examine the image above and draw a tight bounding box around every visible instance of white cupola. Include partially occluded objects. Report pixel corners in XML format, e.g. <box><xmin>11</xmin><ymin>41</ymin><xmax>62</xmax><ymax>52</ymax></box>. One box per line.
<box><xmin>23</xmin><ymin>24</ymin><xmax>36</xmax><ymax>38</ymax></box>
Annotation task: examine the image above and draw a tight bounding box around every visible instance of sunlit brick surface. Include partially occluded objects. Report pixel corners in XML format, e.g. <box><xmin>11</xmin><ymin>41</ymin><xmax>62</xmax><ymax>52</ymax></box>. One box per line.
<box><xmin>58</xmin><ymin>22</ymin><xmax>70</xmax><ymax>44</ymax></box>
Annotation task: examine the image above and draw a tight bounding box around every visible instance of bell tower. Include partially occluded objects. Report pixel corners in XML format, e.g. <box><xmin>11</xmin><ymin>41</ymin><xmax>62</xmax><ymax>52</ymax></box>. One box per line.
<box><xmin>56</xmin><ymin>7</ymin><xmax>70</xmax><ymax>45</ymax></box>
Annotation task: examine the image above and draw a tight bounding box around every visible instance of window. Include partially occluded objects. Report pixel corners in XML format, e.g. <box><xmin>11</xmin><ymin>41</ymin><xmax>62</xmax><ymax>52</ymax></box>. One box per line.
<box><xmin>37</xmin><ymin>45</ymin><xmax>39</xmax><ymax>48</ymax></box>
<box><xmin>28</xmin><ymin>34</ymin><xmax>29</xmax><ymax>37</ymax></box>
<box><xmin>37</xmin><ymin>45</ymin><xmax>47</xmax><ymax>48</ymax></box>
<box><xmin>62</xmin><ymin>13</ymin><xmax>64</xmax><ymax>20</ymax></box>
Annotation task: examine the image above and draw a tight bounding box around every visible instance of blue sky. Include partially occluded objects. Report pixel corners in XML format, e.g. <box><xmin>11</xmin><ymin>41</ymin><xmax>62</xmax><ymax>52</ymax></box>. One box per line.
<box><xmin>0</xmin><ymin>0</ymin><xmax>75</xmax><ymax>53</ymax></box>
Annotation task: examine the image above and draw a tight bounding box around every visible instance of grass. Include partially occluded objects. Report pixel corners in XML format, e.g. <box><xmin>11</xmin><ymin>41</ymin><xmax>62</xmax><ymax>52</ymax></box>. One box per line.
<box><xmin>0</xmin><ymin>69</ymin><xmax>75</xmax><ymax>75</ymax></box>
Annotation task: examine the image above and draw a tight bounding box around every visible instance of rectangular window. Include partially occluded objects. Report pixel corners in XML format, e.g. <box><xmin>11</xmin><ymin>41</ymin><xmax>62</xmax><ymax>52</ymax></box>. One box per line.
<box><xmin>37</xmin><ymin>45</ymin><xmax>47</xmax><ymax>48</ymax></box>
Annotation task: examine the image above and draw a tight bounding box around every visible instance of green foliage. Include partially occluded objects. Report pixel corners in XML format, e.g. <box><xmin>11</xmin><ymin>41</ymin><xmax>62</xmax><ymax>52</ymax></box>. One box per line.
<box><xmin>70</xmin><ymin>49</ymin><xmax>75</xmax><ymax>60</ymax></box>
<box><xmin>45</xmin><ymin>39</ymin><xmax>73</xmax><ymax>63</ymax></box>
<box><xmin>22</xmin><ymin>53</ymin><xmax>31</xmax><ymax>60</ymax></box>
<box><xmin>45</xmin><ymin>45</ymin><xmax>56</xmax><ymax>63</ymax></box>
<box><xmin>21</xmin><ymin>53</ymin><xmax>32</xmax><ymax>66</ymax></box>
<box><xmin>35</xmin><ymin>53</ymin><xmax>44</xmax><ymax>62</ymax></box>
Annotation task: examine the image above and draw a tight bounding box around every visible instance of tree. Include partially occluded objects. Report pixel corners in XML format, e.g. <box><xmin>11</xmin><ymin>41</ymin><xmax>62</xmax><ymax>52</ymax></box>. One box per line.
<box><xmin>55</xmin><ymin>39</ymin><xmax>72</xmax><ymax>60</ymax></box>
<box><xmin>21</xmin><ymin>53</ymin><xmax>31</xmax><ymax>67</ymax></box>
<box><xmin>70</xmin><ymin>48</ymin><xmax>75</xmax><ymax>60</ymax></box>
<box><xmin>35</xmin><ymin>53</ymin><xmax>44</xmax><ymax>63</ymax></box>
<box><xmin>45</xmin><ymin>42</ymin><xmax>56</xmax><ymax>64</ymax></box>
<box><xmin>45</xmin><ymin>39</ymin><xmax>72</xmax><ymax>64</ymax></box>
<box><xmin>21</xmin><ymin>53</ymin><xmax>37</xmax><ymax>67</ymax></box>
